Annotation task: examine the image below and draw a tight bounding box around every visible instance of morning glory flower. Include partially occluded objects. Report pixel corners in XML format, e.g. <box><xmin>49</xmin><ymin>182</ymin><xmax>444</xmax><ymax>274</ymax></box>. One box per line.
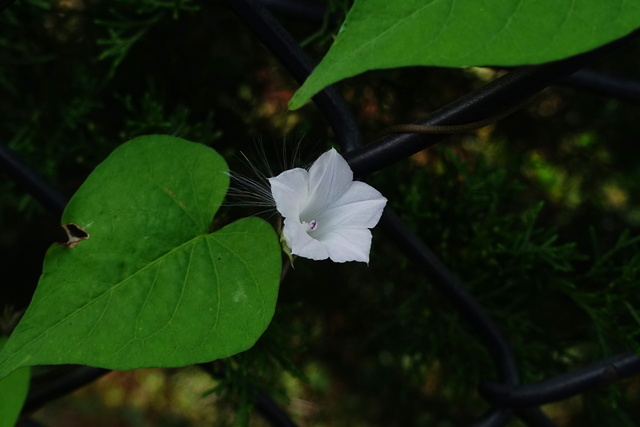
<box><xmin>268</xmin><ymin>148</ymin><xmax>387</xmax><ymax>263</ymax></box>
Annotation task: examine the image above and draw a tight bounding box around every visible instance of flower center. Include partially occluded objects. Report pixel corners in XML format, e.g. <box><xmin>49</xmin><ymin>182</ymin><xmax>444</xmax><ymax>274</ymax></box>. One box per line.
<box><xmin>302</xmin><ymin>219</ymin><xmax>318</xmax><ymax>232</ymax></box>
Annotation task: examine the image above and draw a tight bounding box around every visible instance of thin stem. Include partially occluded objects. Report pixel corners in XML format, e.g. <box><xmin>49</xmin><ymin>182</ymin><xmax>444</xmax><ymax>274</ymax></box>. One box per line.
<box><xmin>480</xmin><ymin>351</ymin><xmax>640</xmax><ymax>407</ymax></box>
<box><xmin>280</xmin><ymin>256</ymin><xmax>291</xmax><ymax>282</ymax></box>
<box><xmin>375</xmin><ymin>94</ymin><xmax>538</xmax><ymax>137</ymax></box>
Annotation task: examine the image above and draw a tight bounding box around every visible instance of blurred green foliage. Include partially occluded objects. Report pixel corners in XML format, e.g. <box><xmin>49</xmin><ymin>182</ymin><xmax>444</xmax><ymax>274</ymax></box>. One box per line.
<box><xmin>1</xmin><ymin>0</ymin><xmax>640</xmax><ymax>426</ymax></box>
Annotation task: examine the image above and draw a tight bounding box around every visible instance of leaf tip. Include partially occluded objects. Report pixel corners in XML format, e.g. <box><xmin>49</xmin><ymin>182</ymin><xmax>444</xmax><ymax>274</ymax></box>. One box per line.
<box><xmin>288</xmin><ymin>91</ymin><xmax>310</xmax><ymax>111</ymax></box>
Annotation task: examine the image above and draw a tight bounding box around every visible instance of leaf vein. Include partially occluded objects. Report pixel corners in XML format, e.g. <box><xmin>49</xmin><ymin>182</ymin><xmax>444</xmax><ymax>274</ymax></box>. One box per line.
<box><xmin>210</xmin><ymin>234</ymin><xmax>266</xmax><ymax>321</ymax></box>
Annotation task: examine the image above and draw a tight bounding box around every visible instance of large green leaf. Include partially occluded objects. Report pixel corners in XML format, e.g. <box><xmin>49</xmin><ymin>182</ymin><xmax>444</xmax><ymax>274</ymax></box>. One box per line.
<box><xmin>0</xmin><ymin>136</ymin><xmax>281</xmax><ymax>380</ymax></box>
<box><xmin>290</xmin><ymin>0</ymin><xmax>640</xmax><ymax>109</ymax></box>
<box><xmin>0</xmin><ymin>338</ymin><xmax>29</xmax><ymax>427</ymax></box>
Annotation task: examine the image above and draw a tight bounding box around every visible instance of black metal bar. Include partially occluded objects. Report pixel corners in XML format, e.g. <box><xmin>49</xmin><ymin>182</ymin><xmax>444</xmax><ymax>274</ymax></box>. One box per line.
<box><xmin>379</xmin><ymin>209</ymin><xmax>546</xmax><ymax>427</ymax></box>
<box><xmin>381</xmin><ymin>209</ymin><xmax>558</xmax><ymax>426</ymax></box>
<box><xmin>481</xmin><ymin>351</ymin><xmax>640</xmax><ymax>407</ymax></box>
<box><xmin>563</xmin><ymin>68</ymin><xmax>640</xmax><ymax>104</ymax></box>
<box><xmin>514</xmin><ymin>407</ymin><xmax>558</xmax><ymax>427</ymax></box>
<box><xmin>260</xmin><ymin>0</ymin><xmax>328</xmax><ymax>24</ymax></box>
<box><xmin>380</xmin><ymin>210</ymin><xmax>518</xmax><ymax>385</ymax></box>
<box><xmin>254</xmin><ymin>391</ymin><xmax>299</xmax><ymax>427</ymax></box>
<box><xmin>471</xmin><ymin>407</ymin><xmax>512</xmax><ymax>427</ymax></box>
<box><xmin>16</xmin><ymin>419</ymin><xmax>46</xmax><ymax>427</ymax></box>
<box><xmin>344</xmin><ymin>30</ymin><xmax>640</xmax><ymax>178</ymax></box>
<box><xmin>225</xmin><ymin>0</ymin><xmax>363</xmax><ymax>152</ymax></box>
<box><xmin>22</xmin><ymin>367</ymin><xmax>110</xmax><ymax>414</ymax></box>
<box><xmin>0</xmin><ymin>143</ymin><xmax>67</xmax><ymax>216</ymax></box>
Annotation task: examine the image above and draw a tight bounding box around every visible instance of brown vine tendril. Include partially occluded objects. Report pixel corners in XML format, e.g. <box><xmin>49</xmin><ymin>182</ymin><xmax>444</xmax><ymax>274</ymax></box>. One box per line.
<box><xmin>377</xmin><ymin>94</ymin><xmax>538</xmax><ymax>137</ymax></box>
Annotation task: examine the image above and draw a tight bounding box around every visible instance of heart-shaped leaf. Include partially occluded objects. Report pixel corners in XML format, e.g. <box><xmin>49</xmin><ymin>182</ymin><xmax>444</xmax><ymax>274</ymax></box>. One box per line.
<box><xmin>290</xmin><ymin>0</ymin><xmax>640</xmax><ymax>109</ymax></box>
<box><xmin>0</xmin><ymin>136</ymin><xmax>281</xmax><ymax>379</ymax></box>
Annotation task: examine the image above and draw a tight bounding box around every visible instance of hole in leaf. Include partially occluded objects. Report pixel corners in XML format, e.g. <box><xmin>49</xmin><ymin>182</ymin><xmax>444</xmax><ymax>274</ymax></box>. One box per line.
<box><xmin>60</xmin><ymin>223</ymin><xmax>90</xmax><ymax>248</ymax></box>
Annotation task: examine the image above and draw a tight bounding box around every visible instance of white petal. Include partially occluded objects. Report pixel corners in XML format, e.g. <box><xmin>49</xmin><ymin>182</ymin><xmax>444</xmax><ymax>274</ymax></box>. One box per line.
<box><xmin>315</xmin><ymin>181</ymin><xmax>387</xmax><ymax>234</ymax></box>
<box><xmin>302</xmin><ymin>148</ymin><xmax>353</xmax><ymax>218</ymax></box>
<box><xmin>282</xmin><ymin>218</ymin><xmax>329</xmax><ymax>260</ymax></box>
<box><xmin>320</xmin><ymin>228</ymin><xmax>373</xmax><ymax>263</ymax></box>
<box><xmin>269</xmin><ymin>148</ymin><xmax>386</xmax><ymax>264</ymax></box>
<box><xmin>268</xmin><ymin>168</ymin><xmax>309</xmax><ymax>219</ymax></box>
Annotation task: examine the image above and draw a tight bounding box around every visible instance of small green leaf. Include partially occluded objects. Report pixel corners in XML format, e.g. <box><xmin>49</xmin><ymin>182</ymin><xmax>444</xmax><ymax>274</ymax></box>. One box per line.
<box><xmin>0</xmin><ymin>136</ymin><xmax>281</xmax><ymax>379</ymax></box>
<box><xmin>0</xmin><ymin>338</ymin><xmax>30</xmax><ymax>427</ymax></box>
<box><xmin>290</xmin><ymin>0</ymin><xmax>640</xmax><ymax>109</ymax></box>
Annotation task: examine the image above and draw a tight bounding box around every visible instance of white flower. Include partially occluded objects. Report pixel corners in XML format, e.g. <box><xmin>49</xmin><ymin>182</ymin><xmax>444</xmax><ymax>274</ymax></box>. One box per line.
<box><xmin>268</xmin><ymin>148</ymin><xmax>387</xmax><ymax>263</ymax></box>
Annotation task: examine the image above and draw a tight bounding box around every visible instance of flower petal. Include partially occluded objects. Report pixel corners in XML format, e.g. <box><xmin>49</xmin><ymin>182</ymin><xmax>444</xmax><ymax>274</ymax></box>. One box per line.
<box><xmin>319</xmin><ymin>228</ymin><xmax>373</xmax><ymax>263</ymax></box>
<box><xmin>302</xmin><ymin>149</ymin><xmax>353</xmax><ymax>218</ymax></box>
<box><xmin>315</xmin><ymin>181</ymin><xmax>387</xmax><ymax>234</ymax></box>
<box><xmin>268</xmin><ymin>168</ymin><xmax>309</xmax><ymax>220</ymax></box>
<box><xmin>269</xmin><ymin>148</ymin><xmax>386</xmax><ymax>264</ymax></box>
<box><xmin>282</xmin><ymin>217</ymin><xmax>330</xmax><ymax>260</ymax></box>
